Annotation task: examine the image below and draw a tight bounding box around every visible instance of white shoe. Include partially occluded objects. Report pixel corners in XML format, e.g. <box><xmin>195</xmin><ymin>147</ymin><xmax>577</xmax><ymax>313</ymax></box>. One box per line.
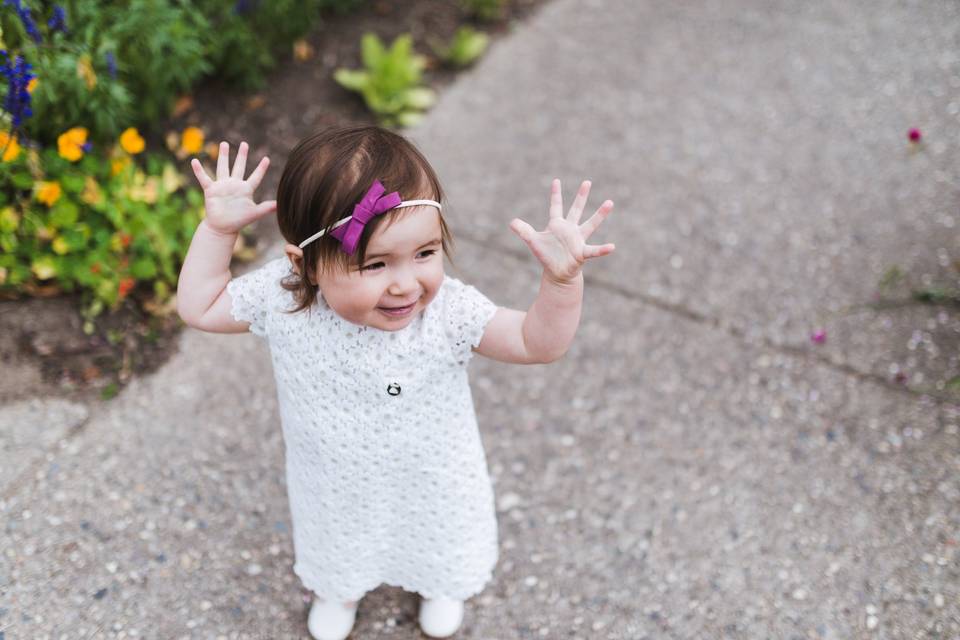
<box><xmin>418</xmin><ymin>597</ymin><xmax>464</xmax><ymax>638</ymax></box>
<box><xmin>307</xmin><ymin>598</ymin><xmax>358</xmax><ymax>640</ymax></box>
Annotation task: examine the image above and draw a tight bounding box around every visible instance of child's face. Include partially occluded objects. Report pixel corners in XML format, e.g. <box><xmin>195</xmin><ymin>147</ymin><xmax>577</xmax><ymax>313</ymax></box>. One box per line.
<box><xmin>315</xmin><ymin>207</ymin><xmax>445</xmax><ymax>331</ymax></box>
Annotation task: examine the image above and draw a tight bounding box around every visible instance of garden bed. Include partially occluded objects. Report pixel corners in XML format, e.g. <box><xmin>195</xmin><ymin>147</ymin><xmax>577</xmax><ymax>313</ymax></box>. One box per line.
<box><xmin>0</xmin><ymin>0</ymin><xmax>548</xmax><ymax>404</ymax></box>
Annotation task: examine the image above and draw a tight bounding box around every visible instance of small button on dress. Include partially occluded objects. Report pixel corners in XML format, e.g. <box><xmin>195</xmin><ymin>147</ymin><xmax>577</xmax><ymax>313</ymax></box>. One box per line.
<box><xmin>227</xmin><ymin>258</ymin><xmax>500</xmax><ymax>602</ymax></box>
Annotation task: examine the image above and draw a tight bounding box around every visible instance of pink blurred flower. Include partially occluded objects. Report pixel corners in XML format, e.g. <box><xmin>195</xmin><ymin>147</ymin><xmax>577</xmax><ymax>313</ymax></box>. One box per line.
<box><xmin>810</xmin><ymin>329</ymin><xmax>827</xmax><ymax>344</ymax></box>
<box><xmin>908</xmin><ymin>128</ymin><xmax>922</xmax><ymax>143</ymax></box>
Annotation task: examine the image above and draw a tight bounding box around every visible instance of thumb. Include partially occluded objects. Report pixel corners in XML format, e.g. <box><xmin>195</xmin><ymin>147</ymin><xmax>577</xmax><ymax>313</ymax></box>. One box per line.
<box><xmin>509</xmin><ymin>218</ymin><xmax>537</xmax><ymax>247</ymax></box>
<box><xmin>253</xmin><ymin>199</ymin><xmax>277</xmax><ymax>219</ymax></box>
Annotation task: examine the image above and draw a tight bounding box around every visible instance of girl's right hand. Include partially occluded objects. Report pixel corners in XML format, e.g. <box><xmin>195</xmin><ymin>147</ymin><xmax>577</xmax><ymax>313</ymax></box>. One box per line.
<box><xmin>190</xmin><ymin>141</ymin><xmax>277</xmax><ymax>235</ymax></box>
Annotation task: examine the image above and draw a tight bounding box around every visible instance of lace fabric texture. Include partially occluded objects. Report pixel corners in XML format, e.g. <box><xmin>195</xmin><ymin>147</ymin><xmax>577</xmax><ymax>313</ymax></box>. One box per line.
<box><xmin>226</xmin><ymin>258</ymin><xmax>500</xmax><ymax>601</ymax></box>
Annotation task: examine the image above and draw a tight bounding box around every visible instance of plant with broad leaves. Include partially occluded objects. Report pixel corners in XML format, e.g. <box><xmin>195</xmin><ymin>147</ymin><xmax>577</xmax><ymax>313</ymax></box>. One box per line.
<box><xmin>334</xmin><ymin>33</ymin><xmax>436</xmax><ymax>128</ymax></box>
<box><xmin>429</xmin><ymin>26</ymin><xmax>489</xmax><ymax>68</ymax></box>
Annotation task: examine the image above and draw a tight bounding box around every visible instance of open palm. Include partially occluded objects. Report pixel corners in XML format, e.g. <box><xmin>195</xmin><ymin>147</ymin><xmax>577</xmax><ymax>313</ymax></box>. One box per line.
<box><xmin>191</xmin><ymin>141</ymin><xmax>276</xmax><ymax>235</ymax></box>
<box><xmin>510</xmin><ymin>179</ymin><xmax>615</xmax><ymax>283</ymax></box>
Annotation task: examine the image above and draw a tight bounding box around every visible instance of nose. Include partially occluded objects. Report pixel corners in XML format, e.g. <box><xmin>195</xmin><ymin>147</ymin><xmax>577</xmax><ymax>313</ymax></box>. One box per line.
<box><xmin>387</xmin><ymin>264</ymin><xmax>419</xmax><ymax>297</ymax></box>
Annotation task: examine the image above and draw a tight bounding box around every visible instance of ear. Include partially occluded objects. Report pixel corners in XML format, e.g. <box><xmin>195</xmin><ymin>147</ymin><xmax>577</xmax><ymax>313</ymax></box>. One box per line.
<box><xmin>285</xmin><ymin>243</ymin><xmax>315</xmax><ymax>284</ymax></box>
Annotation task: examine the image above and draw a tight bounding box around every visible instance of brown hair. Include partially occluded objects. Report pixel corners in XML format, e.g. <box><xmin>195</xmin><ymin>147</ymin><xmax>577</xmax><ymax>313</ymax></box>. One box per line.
<box><xmin>277</xmin><ymin>124</ymin><xmax>453</xmax><ymax>312</ymax></box>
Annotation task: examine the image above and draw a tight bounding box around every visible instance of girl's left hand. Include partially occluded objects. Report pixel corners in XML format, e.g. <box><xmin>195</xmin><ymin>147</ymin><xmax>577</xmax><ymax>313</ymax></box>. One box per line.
<box><xmin>510</xmin><ymin>179</ymin><xmax>616</xmax><ymax>283</ymax></box>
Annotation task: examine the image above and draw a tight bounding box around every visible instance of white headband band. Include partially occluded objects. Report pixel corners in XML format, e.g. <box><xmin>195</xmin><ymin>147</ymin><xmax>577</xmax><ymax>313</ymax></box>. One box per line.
<box><xmin>298</xmin><ymin>199</ymin><xmax>442</xmax><ymax>250</ymax></box>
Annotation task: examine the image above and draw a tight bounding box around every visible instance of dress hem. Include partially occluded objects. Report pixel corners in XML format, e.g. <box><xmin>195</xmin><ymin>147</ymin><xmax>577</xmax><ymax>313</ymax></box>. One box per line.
<box><xmin>295</xmin><ymin>562</ymin><xmax>497</xmax><ymax>603</ymax></box>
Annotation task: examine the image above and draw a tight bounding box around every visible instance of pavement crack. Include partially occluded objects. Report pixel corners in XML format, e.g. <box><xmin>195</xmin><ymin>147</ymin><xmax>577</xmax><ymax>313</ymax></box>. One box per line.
<box><xmin>458</xmin><ymin>230</ymin><xmax>952</xmax><ymax>405</ymax></box>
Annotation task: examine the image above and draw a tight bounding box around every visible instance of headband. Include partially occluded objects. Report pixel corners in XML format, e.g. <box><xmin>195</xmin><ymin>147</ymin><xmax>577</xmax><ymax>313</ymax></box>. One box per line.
<box><xmin>297</xmin><ymin>180</ymin><xmax>442</xmax><ymax>254</ymax></box>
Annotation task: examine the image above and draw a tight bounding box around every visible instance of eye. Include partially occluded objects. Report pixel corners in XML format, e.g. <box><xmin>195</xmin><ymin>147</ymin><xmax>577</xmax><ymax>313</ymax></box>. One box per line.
<box><xmin>417</xmin><ymin>249</ymin><xmax>438</xmax><ymax>259</ymax></box>
<box><xmin>361</xmin><ymin>261</ymin><xmax>385</xmax><ymax>272</ymax></box>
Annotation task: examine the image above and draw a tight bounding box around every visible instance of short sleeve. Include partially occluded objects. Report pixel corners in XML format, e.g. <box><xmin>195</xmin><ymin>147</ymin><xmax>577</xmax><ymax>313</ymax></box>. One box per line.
<box><xmin>440</xmin><ymin>276</ymin><xmax>498</xmax><ymax>364</ymax></box>
<box><xmin>225</xmin><ymin>258</ymin><xmax>291</xmax><ymax>337</ymax></box>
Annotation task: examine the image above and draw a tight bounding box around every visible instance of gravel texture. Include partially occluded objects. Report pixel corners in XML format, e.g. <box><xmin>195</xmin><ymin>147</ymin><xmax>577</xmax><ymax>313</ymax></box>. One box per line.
<box><xmin>3</xmin><ymin>0</ymin><xmax>960</xmax><ymax>638</ymax></box>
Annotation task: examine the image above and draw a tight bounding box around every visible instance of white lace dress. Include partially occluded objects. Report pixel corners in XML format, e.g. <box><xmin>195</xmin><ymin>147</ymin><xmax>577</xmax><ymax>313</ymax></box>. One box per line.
<box><xmin>226</xmin><ymin>258</ymin><xmax>500</xmax><ymax>602</ymax></box>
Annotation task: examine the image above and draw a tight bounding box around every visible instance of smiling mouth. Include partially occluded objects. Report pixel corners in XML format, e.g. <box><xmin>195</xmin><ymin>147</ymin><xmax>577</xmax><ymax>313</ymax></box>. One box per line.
<box><xmin>378</xmin><ymin>302</ymin><xmax>416</xmax><ymax>317</ymax></box>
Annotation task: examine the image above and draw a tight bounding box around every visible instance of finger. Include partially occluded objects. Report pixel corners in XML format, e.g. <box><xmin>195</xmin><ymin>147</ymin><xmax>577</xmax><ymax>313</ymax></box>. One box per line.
<box><xmin>583</xmin><ymin>243</ymin><xmax>615</xmax><ymax>259</ymax></box>
<box><xmin>246</xmin><ymin>156</ymin><xmax>270</xmax><ymax>190</ymax></box>
<box><xmin>252</xmin><ymin>199</ymin><xmax>277</xmax><ymax>219</ymax></box>
<box><xmin>216</xmin><ymin>141</ymin><xmax>230</xmax><ymax>180</ymax></box>
<box><xmin>231</xmin><ymin>141</ymin><xmax>249</xmax><ymax>179</ymax></box>
<box><xmin>509</xmin><ymin>217</ymin><xmax>538</xmax><ymax>246</ymax></box>
<box><xmin>567</xmin><ymin>180</ymin><xmax>591</xmax><ymax>224</ymax></box>
<box><xmin>190</xmin><ymin>158</ymin><xmax>213</xmax><ymax>190</ymax></box>
<box><xmin>579</xmin><ymin>200</ymin><xmax>614</xmax><ymax>240</ymax></box>
<box><xmin>549</xmin><ymin>178</ymin><xmax>563</xmax><ymax>219</ymax></box>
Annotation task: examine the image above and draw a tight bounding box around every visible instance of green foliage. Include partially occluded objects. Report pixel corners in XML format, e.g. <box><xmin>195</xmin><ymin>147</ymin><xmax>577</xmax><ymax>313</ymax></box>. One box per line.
<box><xmin>461</xmin><ymin>0</ymin><xmax>505</xmax><ymax>21</ymax></box>
<box><xmin>0</xmin><ymin>141</ymin><xmax>203</xmax><ymax>316</ymax></box>
<box><xmin>334</xmin><ymin>33</ymin><xmax>436</xmax><ymax>127</ymax></box>
<box><xmin>3</xmin><ymin>1</ymin><xmax>367</xmax><ymax>145</ymax></box>
<box><xmin>183</xmin><ymin>0</ymin><xmax>367</xmax><ymax>90</ymax></box>
<box><xmin>3</xmin><ymin>1</ymin><xmax>211</xmax><ymax>146</ymax></box>
<box><xmin>429</xmin><ymin>26</ymin><xmax>489</xmax><ymax>68</ymax></box>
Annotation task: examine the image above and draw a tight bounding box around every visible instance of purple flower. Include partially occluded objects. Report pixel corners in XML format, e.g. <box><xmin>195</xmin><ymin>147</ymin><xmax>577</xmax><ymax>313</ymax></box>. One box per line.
<box><xmin>81</xmin><ymin>141</ymin><xmax>92</xmax><ymax>152</ymax></box>
<box><xmin>47</xmin><ymin>4</ymin><xmax>67</xmax><ymax>34</ymax></box>
<box><xmin>233</xmin><ymin>0</ymin><xmax>260</xmax><ymax>15</ymax></box>
<box><xmin>3</xmin><ymin>0</ymin><xmax>41</xmax><ymax>44</ymax></box>
<box><xmin>0</xmin><ymin>51</ymin><xmax>35</xmax><ymax>127</ymax></box>
<box><xmin>105</xmin><ymin>51</ymin><xmax>117</xmax><ymax>78</ymax></box>
<box><xmin>810</xmin><ymin>329</ymin><xmax>826</xmax><ymax>344</ymax></box>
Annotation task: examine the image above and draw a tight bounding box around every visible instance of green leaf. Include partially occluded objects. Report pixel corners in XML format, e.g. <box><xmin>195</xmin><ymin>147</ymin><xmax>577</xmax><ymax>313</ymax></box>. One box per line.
<box><xmin>404</xmin><ymin>87</ymin><xmax>436</xmax><ymax>109</ymax></box>
<box><xmin>396</xmin><ymin>111</ymin><xmax>425</xmax><ymax>128</ymax></box>
<box><xmin>11</xmin><ymin>172</ymin><xmax>33</xmax><ymax>189</ymax></box>
<box><xmin>131</xmin><ymin>257</ymin><xmax>157</xmax><ymax>279</ymax></box>
<box><xmin>334</xmin><ymin>68</ymin><xmax>369</xmax><ymax>91</ymax></box>
<box><xmin>360</xmin><ymin>33</ymin><xmax>386</xmax><ymax>68</ymax></box>
<box><xmin>49</xmin><ymin>200</ymin><xmax>80</xmax><ymax>228</ymax></box>
<box><xmin>61</xmin><ymin>174</ymin><xmax>86</xmax><ymax>194</ymax></box>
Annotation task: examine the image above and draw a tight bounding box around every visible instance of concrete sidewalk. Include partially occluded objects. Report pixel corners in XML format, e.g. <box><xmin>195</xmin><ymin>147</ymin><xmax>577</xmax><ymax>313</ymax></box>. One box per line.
<box><xmin>3</xmin><ymin>0</ymin><xmax>959</xmax><ymax>638</ymax></box>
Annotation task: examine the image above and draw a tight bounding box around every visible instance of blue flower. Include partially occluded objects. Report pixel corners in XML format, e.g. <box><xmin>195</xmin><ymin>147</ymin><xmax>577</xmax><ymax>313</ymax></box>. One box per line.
<box><xmin>0</xmin><ymin>51</ymin><xmax>35</xmax><ymax>127</ymax></box>
<box><xmin>81</xmin><ymin>142</ymin><xmax>92</xmax><ymax>152</ymax></box>
<box><xmin>105</xmin><ymin>51</ymin><xmax>117</xmax><ymax>78</ymax></box>
<box><xmin>3</xmin><ymin>0</ymin><xmax>41</xmax><ymax>44</ymax></box>
<box><xmin>47</xmin><ymin>4</ymin><xmax>67</xmax><ymax>34</ymax></box>
<box><xmin>233</xmin><ymin>0</ymin><xmax>260</xmax><ymax>15</ymax></box>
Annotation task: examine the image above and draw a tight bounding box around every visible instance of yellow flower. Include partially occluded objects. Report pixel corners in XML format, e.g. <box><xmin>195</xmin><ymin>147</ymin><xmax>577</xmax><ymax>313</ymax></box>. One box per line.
<box><xmin>0</xmin><ymin>206</ymin><xmax>19</xmax><ymax>232</ymax></box>
<box><xmin>57</xmin><ymin>127</ymin><xmax>88</xmax><ymax>162</ymax></box>
<box><xmin>27</xmin><ymin>77</ymin><xmax>37</xmax><ymax>94</ymax></box>
<box><xmin>52</xmin><ymin>236</ymin><xmax>70</xmax><ymax>255</ymax></box>
<box><xmin>120</xmin><ymin>127</ymin><xmax>145</xmax><ymax>155</ymax></box>
<box><xmin>31</xmin><ymin>257</ymin><xmax>56</xmax><ymax>280</ymax></box>
<box><xmin>36</xmin><ymin>181</ymin><xmax>62</xmax><ymax>207</ymax></box>
<box><xmin>111</xmin><ymin>156</ymin><xmax>131</xmax><ymax>176</ymax></box>
<box><xmin>81</xmin><ymin>176</ymin><xmax>103</xmax><ymax>205</ymax></box>
<box><xmin>181</xmin><ymin>127</ymin><xmax>204</xmax><ymax>155</ymax></box>
<box><xmin>0</xmin><ymin>131</ymin><xmax>21</xmax><ymax>162</ymax></box>
<box><xmin>161</xmin><ymin>163</ymin><xmax>182</xmax><ymax>193</ymax></box>
<box><xmin>77</xmin><ymin>55</ymin><xmax>97</xmax><ymax>90</ymax></box>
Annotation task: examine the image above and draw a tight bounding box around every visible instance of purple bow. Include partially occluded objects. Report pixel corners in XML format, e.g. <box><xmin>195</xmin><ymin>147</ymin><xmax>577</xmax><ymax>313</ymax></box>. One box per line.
<box><xmin>330</xmin><ymin>180</ymin><xmax>401</xmax><ymax>255</ymax></box>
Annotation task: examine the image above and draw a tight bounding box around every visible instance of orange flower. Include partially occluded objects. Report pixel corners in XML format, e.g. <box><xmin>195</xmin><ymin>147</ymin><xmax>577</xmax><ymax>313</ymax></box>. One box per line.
<box><xmin>111</xmin><ymin>156</ymin><xmax>131</xmax><ymax>176</ymax></box>
<box><xmin>0</xmin><ymin>131</ymin><xmax>21</xmax><ymax>162</ymax></box>
<box><xmin>36</xmin><ymin>181</ymin><xmax>62</xmax><ymax>207</ymax></box>
<box><xmin>120</xmin><ymin>127</ymin><xmax>145</xmax><ymax>154</ymax></box>
<box><xmin>57</xmin><ymin>127</ymin><xmax>88</xmax><ymax>162</ymax></box>
<box><xmin>118</xmin><ymin>277</ymin><xmax>136</xmax><ymax>298</ymax></box>
<box><xmin>27</xmin><ymin>77</ymin><xmax>37</xmax><ymax>94</ymax></box>
<box><xmin>181</xmin><ymin>127</ymin><xmax>204</xmax><ymax>155</ymax></box>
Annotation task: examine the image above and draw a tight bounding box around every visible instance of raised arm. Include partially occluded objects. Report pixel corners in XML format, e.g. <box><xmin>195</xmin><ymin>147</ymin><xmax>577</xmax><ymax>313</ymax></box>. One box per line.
<box><xmin>474</xmin><ymin>179</ymin><xmax>615</xmax><ymax>364</ymax></box>
<box><xmin>177</xmin><ymin>141</ymin><xmax>277</xmax><ymax>333</ymax></box>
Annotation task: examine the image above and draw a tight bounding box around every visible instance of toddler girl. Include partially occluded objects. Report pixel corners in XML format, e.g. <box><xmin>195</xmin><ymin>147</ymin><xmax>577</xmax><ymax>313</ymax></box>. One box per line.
<box><xmin>176</xmin><ymin>124</ymin><xmax>615</xmax><ymax>639</ymax></box>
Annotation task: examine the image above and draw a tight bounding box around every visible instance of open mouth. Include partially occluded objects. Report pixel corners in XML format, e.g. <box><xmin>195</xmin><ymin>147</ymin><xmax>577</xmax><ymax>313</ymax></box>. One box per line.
<box><xmin>377</xmin><ymin>302</ymin><xmax>416</xmax><ymax>317</ymax></box>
